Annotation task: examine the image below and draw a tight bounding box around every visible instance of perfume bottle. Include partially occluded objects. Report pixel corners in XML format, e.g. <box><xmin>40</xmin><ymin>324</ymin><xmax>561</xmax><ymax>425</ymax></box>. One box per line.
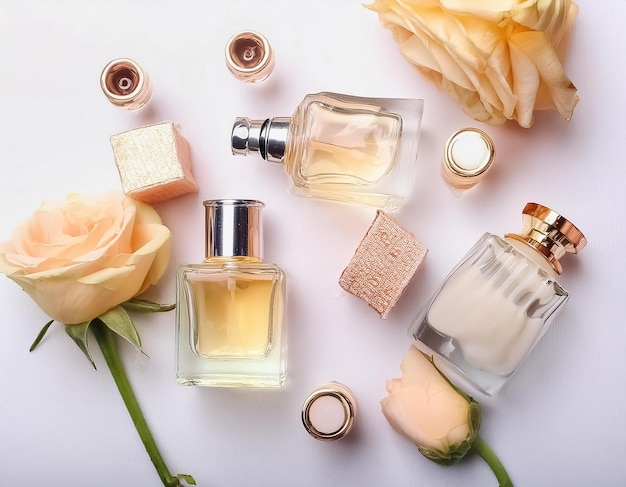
<box><xmin>409</xmin><ymin>203</ymin><xmax>586</xmax><ymax>395</ymax></box>
<box><xmin>176</xmin><ymin>199</ymin><xmax>286</xmax><ymax>388</ymax></box>
<box><xmin>231</xmin><ymin>92</ymin><xmax>424</xmax><ymax>211</ymax></box>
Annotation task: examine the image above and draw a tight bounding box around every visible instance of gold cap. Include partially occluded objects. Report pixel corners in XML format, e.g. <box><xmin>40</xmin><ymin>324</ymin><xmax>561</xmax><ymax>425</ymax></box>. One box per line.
<box><xmin>505</xmin><ymin>203</ymin><xmax>586</xmax><ymax>275</ymax></box>
<box><xmin>100</xmin><ymin>58</ymin><xmax>152</xmax><ymax>110</ymax></box>
<box><xmin>301</xmin><ymin>382</ymin><xmax>357</xmax><ymax>441</ymax></box>
<box><xmin>442</xmin><ymin>128</ymin><xmax>495</xmax><ymax>189</ymax></box>
<box><xmin>225</xmin><ymin>31</ymin><xmax>274</xmax><ymax>83</ymax></box>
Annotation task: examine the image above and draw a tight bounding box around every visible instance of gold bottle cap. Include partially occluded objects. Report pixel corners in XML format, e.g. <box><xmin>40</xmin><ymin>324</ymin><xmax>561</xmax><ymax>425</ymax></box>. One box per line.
<box><xmin>505</xmin><ymin>202</ymin><xmax>586</xmax><ymax>275</ymax></box>
<box><xmin>442</xmin><ymin>128</ymin><xmax>495</xmax><ymax>189</ymax></box>
<box><xmin>225</xmin><ymin>31</ymin><xmax>275</xmax><ymax>83</ymax></box>
<box><xmin>100</xmin><ymin>58</ymin><xmax>152</xmax><ymax>111</ymax></box>
<box><xmin>301</xmin><ymin>382</ymin><xmax>357</xmax><ymax>441</ymax></box>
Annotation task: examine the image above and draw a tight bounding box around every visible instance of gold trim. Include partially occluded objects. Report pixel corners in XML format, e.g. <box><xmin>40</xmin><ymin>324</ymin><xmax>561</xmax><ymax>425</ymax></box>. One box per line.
<box><xmin>301</xmin><ymin>382</ymin><xmax>356</xmax><ymax>441</ymax></box>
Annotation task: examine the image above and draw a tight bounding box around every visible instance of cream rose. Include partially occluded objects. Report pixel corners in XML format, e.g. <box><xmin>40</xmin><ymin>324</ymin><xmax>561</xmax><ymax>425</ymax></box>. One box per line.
<box><xmin>367</xmin><ymin>0</ymin><xmax>579</xmax><ymax>127</ymax></box>
<box><xmin>0</xmin><ymin>192</ymin><xmax>171</xmax><ymax>325</ymax></box>
<box><xmin>381</xmin><ymin>346</ymin><xmax>480</xmax><ymax>465</ymax></box>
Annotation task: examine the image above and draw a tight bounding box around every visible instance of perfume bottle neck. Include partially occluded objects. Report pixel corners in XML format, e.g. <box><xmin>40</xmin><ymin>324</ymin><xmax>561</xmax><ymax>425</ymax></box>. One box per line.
<box><xmin>231</xmin><ymin>117</ymin><xmax>291</xmax><ymax>163</ymax></box>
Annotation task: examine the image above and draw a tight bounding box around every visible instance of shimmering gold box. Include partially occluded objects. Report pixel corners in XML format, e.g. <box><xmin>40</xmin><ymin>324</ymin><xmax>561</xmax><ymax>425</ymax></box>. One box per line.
<box><xmin>339</xmin><ymin>210</ymin><xmax>427</xmax><ymax>319</ymax></box>
<box><xmin>110</xmin><ymin>121</ymin><xmax>199</xmax><ymax>203</ymax></box>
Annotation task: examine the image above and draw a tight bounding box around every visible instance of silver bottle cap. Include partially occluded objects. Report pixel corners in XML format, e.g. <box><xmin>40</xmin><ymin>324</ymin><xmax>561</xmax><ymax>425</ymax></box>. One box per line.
<box><xmin>231</xmin><ymin>117</ymin><xmax>290</xmax><ymax>163</ymax></box>
<box><xmin>204</xmin><ymin>199</ymin><xmax>264</xmax><ymax>259</ymax></box>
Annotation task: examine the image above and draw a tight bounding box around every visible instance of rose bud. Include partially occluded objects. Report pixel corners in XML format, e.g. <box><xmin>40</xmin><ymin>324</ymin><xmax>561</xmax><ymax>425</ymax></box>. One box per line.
<box><xmin>382</xmin><ymin>346</ymin><xmax>513</xmax><ymax>485</ymax></box>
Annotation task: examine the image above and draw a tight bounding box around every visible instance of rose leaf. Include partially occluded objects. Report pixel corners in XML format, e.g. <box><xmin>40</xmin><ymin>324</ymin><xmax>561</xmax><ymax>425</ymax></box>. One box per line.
<box><xmin>64</xmin><ymin>322</ymin><xmax>96</xmax><ymax>369</ymax></box>
<box><xmin>29</xmin><ymin>319</ymin><xmax>54</xmax><ymax>352</ymax></box>
<box><xmin>121</xmin><ymin>298</ymin><xmax>175</xmax><ymax>313</ymax></box>
<box><xmin>97</xmin><ymin>305</ymin><xmax>143</xmax><ymax>353</ymax></box>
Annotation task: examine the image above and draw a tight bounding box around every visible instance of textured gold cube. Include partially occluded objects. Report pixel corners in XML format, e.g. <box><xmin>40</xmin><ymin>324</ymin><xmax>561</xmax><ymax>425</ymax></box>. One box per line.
<box><xmin>339</xmin><ymin>210</ymin><xmax>428</xmax><ymax>319</ymax></box>
<box><xmin>110</xmin><ymin>121</ymin><xmax>198</xmax><ymax>203</ymax></box>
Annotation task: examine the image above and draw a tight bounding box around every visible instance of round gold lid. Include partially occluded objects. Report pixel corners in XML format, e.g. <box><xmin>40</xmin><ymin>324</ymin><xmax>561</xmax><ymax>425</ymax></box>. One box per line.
<box><xmin>301</xmin><ymin>382</ymin><xmax>357</xmax><ymax>441</ymax></box>
<box><xmin>442</xmin><ymin>128</ymin><xmax>495</xmax><ymax>189</ymax></box>
<box><xmin>505</xmin><ymin>202</ymin><xmax>586</xmax><ymax>275</ymax></box>
<box><xmin>225</xmin><ymin>31</ymin><xmax>275</xmax><ymax>83</ymax></box>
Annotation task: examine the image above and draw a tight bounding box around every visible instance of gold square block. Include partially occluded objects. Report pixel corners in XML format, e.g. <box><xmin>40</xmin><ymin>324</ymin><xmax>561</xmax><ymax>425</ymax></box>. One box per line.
<box><xmin>339</xmin><ymin>210</ymin><xmax>428</xmax><ymax>319</ymax></box>
<box><xmin>110</xmin><ymin>121</ymin><xmax>199</xmax><ymax>203</ymax></box>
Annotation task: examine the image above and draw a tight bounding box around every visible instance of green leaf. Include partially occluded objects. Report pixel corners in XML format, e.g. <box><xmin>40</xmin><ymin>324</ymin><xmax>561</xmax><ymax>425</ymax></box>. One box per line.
<box><xmin>64</xmin><ymin>321</ymin><xmax>96</xmax><ymax>369</ymax></box>
<box><xmin>98</xmin><ymin>306</ymin><xmax>143</xmax><ymax>352</ymax></box>
<box><xmin>30</xmin><ymin>320</ymin><xmax>54</xmax><ymax>352</ymax></box>
<box><xmin>173</xmin><ymin>473</ymin><xmax>197</xmax><ymax>486</ymax></box>
<box><xmin>121</xmin><ymin>298</ymin><xmax>175</xmax><ymax>313</ymax></box>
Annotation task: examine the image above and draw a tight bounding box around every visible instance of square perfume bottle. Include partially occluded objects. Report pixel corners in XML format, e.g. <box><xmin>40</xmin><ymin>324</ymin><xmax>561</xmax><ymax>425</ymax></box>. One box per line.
<box><xmin>176</xmin><ymin>199</ymin><xmax>286</xmax><ymax>388</ymax></box>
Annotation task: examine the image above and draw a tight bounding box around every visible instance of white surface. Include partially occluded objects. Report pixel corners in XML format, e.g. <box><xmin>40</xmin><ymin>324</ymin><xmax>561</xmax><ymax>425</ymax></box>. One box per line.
<box><xmin>0</xmin><ymin>1</ymin><xmax>624</xmax><ymax>486</ymax></box>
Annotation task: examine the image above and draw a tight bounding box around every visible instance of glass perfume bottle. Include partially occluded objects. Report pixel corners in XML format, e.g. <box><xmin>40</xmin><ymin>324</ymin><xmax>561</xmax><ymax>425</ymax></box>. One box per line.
<box><xmin>409</xmin><ymin>203</ymin><xmax>586</xmax><ymax>395</ymax></box>
<box><xmin>231</xmin><ymin>92</ymin><xmax>424</xmax><ymax>211</ymax></box>
<box><xmin>176</xmin><ymin>199</ymin><xmax>286</xmax><ymax>388</ymax></box>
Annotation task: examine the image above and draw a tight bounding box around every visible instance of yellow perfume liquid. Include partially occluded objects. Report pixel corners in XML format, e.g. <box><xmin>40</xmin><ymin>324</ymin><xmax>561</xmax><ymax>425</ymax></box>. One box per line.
<box><xmin>185</xmin><ymin>270</ymin><xmax>280</xmax><ymax>359</ymax></box>
<box><xmin>293</xmin><ymin>102</ymin><xmax>400</xmax><ymax>184</ymax></box>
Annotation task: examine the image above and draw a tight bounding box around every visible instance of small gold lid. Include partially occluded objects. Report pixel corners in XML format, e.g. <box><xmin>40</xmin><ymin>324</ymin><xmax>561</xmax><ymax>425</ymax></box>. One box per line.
<box><xmin>100</xmin><ymin>58</ymin><xmax>152</xmax><ymax>110</ymax></box>
<box><xmin>442</xmin><ymin>128</ymin><xmax>495</xmax><ymax>189</ymax></box>
<box><xmin>505</xmin><ymin>202</ymin><xmax>586</xmax><ymax>275</ymax></box>
<box><xmin>225</xmin><ymin>31</ymin><xmax>275</xmax><ymax>83</ymax></box>
<box><xmin>301</xmin><ymin>382</ymin><xmax>357</xmax><ymax>441</ymax></box>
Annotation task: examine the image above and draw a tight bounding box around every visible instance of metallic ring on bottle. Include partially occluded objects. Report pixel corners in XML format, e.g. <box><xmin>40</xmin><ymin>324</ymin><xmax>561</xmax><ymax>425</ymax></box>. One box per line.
<box><xmin>505</xmin><ymin>202</ymin><xmax>586</xmax><ymax>275</ymax></box>
<box><xmin>100</xmin><ymin>58</ymin><xmax>152</xmax><ymax>110</ymax></box>
<box><xmin>225</xmin><ymin>31</ymin><xmax>275</xmax><ymax>83</ymax></box>
<box><xmin>301</xmin><ymin>382</ymin><xmax>357</xmax><ymax>441</ymax></box>
<box><xmin>442</xmin><ymin>128</ymin><xmax>495</xmax><ymax>189</ymax></box>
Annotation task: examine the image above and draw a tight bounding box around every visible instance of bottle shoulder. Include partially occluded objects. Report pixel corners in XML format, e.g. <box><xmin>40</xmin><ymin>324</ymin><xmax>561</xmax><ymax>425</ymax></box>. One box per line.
<box><xmin>466</xmin><ymin>232</ymin><xmax>562</xmax><ymax>283</ymax></box>
<box><xmin>178</xmin><ymin>261</ymin><xmax>285</xmax><ymax>277</ymax></box>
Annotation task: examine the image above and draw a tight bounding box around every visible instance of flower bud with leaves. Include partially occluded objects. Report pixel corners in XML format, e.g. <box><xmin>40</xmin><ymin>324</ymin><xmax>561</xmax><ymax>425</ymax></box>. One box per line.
<box><xmin>382</xmin><ymin>346</ymin><xmax>513</xmax><ymax>486</ymax></box>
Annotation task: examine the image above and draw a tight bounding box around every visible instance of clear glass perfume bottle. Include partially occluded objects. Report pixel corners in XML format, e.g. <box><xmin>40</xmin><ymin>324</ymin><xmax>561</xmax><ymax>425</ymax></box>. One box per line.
<box><xmin>176</xmin><ymin>199</ymin><xmax>286</xmax><ymax>388</ymax></box>
<box><xmin>409</xmin><ymin>203</ymin><xmax>586</xmax><ymax>395</ymax></box>
<box><xmin>231</xmin><ymin>92</ymin><xmax>424</xmax><ymax>211</ymax></box>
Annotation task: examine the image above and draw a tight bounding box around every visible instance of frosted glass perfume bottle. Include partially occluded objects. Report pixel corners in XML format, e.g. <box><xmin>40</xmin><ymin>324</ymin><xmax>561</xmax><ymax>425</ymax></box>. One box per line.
<box><xmin>176</xmin><ymin>199</ymin><xmax>286</xmax><ymax>388</ymax></box>
<box><xmin>231</xmin><ymin>92</ymin><xmax>424</xmax><ymax>211</ymax></box>
<box><xmin>409</xmin><ymin>203</ymin><xmax>586</xmax><ymax>395</ymax></box>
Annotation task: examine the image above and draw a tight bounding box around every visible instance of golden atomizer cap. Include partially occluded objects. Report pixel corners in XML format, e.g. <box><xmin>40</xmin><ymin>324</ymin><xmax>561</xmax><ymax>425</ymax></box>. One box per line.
<box><xmin>225</xmin><ymin>31</ymin><xmax>275</xmax><ymax>83</ymax></box>
<box><xmin>505</xmin><ymin>202</ymin><xmax>587</xmax><ymax>275</ymax></box>
<box><xmin>441</xmin><ymin>127</ymin><xmax>495</xmax><ymax>189</ymax></box>
<box><xmin>301</xmin><ymin>382</ymin><xmax>357</xmax><ymax>441</ymax></box>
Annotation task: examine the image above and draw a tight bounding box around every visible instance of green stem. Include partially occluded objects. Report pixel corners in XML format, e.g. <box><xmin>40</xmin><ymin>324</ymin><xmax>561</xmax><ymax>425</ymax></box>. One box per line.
<box><xmin>92</xmin><ymin>321</ymin><xmax>195</xmax><ymax>487</ymax></box>
<box><xmin>473</xmin><ymin>436</ymin><xmax>514</xmax><ymax>487</ymax></box>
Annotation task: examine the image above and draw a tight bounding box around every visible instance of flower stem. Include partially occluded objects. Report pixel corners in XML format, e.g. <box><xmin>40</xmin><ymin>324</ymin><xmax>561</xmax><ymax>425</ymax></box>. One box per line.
<box><xmin>473</xmin><ymin>436</ymin><xmax>514</xmax><ymax>487</ymax></box>
<box><xmin>92</xmin><ymin>321</ymin><xmax>195</xmax><ymax>486</ymax></box>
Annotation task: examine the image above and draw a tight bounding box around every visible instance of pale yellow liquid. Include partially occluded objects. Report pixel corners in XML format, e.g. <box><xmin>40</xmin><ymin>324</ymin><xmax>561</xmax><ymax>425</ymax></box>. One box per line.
<box><xmin>188</xmin><ymin>274</ymin><xmax>276</xmax><ymax>359</ymax></box>
<box><xmin>294</xmin><ymin>101</ymin><xmax>401</xmax><ymax>185</ymax></box>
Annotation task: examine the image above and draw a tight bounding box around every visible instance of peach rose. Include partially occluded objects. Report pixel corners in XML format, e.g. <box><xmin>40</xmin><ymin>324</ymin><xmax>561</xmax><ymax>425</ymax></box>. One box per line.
<box><xmin>0</xmin><ymin>192</ymin><xmax>170</xmax><ymax>324</ymax></box>
<box><xmin>367</xmin><ymin>0</ymin><xmax>579</xmax><ymax>127</ymax></box>
<box><xmin>381</xmin><ymin>346</ymin><xmax>480</xmax><ymax>465</ymax></box>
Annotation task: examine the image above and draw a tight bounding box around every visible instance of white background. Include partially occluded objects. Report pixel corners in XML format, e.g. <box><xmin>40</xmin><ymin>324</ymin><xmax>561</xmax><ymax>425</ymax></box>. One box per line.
<box><xmin>0</xmin><ymin>1</ymin><xmax>624</xmax><ymax>486</ymax></box>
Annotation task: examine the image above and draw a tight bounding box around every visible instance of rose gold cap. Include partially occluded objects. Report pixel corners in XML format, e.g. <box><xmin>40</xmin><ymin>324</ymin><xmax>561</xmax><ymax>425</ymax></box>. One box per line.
<box><xmin>504</xmin><ymin>202</ymin><xmax>586</xmax><ymax>275</ymax></box>
<box><xmin>100</xmin><ymin>58</ymin><xmax>152</xmax><ymax>110</ymax></box>
<box><xmin>441</xmin><ymin>128</ymin><xmax>495</xmax><ymax>189</ymax></box>
<box><xmin>301</xmin><ymin>382</ymin><xmax>357</xmax><ymax>441</ymax></box>
<box><xmin>225</xmin><ymin>31</ymin><xmax>275</xmax><ymax>83</ymax></box>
